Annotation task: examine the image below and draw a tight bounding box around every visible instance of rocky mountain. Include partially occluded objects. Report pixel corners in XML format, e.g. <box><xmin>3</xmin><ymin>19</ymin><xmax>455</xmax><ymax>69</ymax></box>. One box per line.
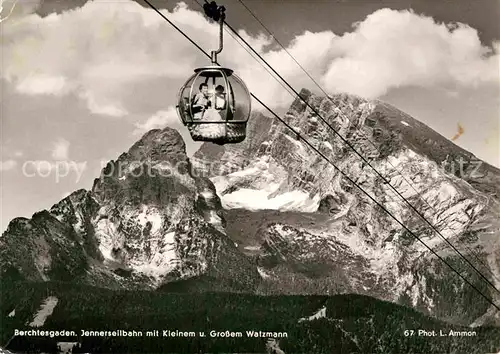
<box><xmin>0</xmin><ymin>128</ymin><xmax>259</xmax><ymax>292</ymax></box>
<box><xmin>1</xmin><ymin>87</ymin><xmax>499</xmax><ymax>345</ymax></box>
<box><xmin>192</xmin><ymin>89</ymin><xmax>500</xmax><ymax>326</ymax></box>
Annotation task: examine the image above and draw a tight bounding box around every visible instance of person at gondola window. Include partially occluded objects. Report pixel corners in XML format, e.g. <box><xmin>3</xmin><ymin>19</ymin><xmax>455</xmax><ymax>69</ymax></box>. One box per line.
<box><xmin>191</xmin><ymin>83</ymin><xmax>211</xmax><ymax>119</ymax></box>
<box><xmin>214</xmin><ymin>85</ymin><xmax>227</xmax><ymax>110</ymax></box>
<box><xmin>213</xmin><ymin>84</ymin><xmax>235</xmax><ymax>120</ymax></box>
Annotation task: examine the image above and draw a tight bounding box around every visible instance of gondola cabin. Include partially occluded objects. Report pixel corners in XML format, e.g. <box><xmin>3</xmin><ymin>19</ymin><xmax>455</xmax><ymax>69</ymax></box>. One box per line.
<box><xmin>176</xmin><ymin>65</ymin><xmax>251</xmax><ymax>145</ymax></box>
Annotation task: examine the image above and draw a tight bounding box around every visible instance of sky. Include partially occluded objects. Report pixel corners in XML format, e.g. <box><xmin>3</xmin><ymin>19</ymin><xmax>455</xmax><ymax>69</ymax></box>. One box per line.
<box><xmin>1</xmin><ymin>0</ymin><xmax>499</xmax><ymax>232</ymax></box>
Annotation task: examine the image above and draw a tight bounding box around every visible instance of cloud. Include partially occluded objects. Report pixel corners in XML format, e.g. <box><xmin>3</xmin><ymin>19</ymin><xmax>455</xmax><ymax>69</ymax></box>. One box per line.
<box><xmin>32</xmin><ymin>160</ymin><xmax>85</xmax><ymax>173</ymax></box>
<box><xmin>50</xmin><ymin>137</ymin><xmax>70</xmax><ymax>160</ymax></box>
<box><xmin>1</xmin><ymin>1</ymin><xmax>202</xmax><ymax>116</ymax></box>
<box><xmin>80</xmin><ymin>91</ymin><xmax>128</xmax><ymax>117</ymax></box>
<box><xmin>12</xmin><ymin>138</ymin><xmax>89</xmax><ymax>183</ymax></box>
<box><xmin>320</xmin><ymin>9</ymin><xmax>499</xmax><ymax>98</ymax></box>
<box><xmin>22</xmin><ymin>160</ymin><xmax>88</xmax><ymax>183</ymax></box>
<box><xmin>0</xmin><ymin>160</ymin><xmax>17</xmax><ymax>171</ymax></box>
<box><xmin>15</xmin><ymin>74</ymin><xmax>71</xmax><ymax>96</ymax></box>
<box><xmin>1</xmin><ymin>0</ymin><xmax>498</xmax><ymax>115</ymax></box>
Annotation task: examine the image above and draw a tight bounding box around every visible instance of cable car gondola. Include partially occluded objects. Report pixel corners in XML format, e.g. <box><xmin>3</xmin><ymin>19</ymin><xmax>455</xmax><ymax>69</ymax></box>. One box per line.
<box><xmin>176</xmin><ymin>1</ymin><xmax>251</xmax><ymax>145</ymax></box>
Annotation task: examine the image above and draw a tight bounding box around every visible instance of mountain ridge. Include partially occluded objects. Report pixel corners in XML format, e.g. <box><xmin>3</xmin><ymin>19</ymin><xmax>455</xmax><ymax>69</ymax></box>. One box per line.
<box><xmin>1</xmin><ymin>89</ymin><xmax>499</xmax><ymax>332</ymax></box>
<box><xmin>192</xmin><ymin>88</ymin><xmax>500</xmax><ymax>326</ymax></box>
<box><xmin>1</xmin><ymin>127</ymin><xmax>260</xmax><ymax>292</ymax></box>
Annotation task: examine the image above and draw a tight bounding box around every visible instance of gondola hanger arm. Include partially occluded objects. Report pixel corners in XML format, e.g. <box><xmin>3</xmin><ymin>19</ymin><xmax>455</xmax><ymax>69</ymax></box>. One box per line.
<box><xmin>203</xmin><ymin>1</ymin><xmax>226</xmax><ymax>63</ymax></box>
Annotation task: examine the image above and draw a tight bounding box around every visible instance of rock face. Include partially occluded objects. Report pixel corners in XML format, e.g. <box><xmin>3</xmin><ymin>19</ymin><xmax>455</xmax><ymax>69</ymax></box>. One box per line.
<box><xmin>0</xmin><ymin>128</ymin><xmax>260</xmax><ymax>291</ymax></box>
<box><xmin>193</xmin><ymin>89</ymin><xmax>500</xmax><ymax>326</ymax></box>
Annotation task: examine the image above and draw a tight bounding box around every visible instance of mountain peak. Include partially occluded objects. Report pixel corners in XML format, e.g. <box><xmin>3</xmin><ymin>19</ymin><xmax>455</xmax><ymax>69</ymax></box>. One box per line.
<box><xmin>126</xmin><ymin>127</ymin><xmax>187</xmax><ymax>162</ymax></box>
<box><xmin>191</xmin><ymin>88</ymin><xmax>500</xmax><ymax>325</ymax></box>
<box><xmin>91</xmin><ymin>127</ymin><xmax>192</xmax><ymax>199</ymax></box>
<box><xmin>1</xmin><ymin>125</ymin><xmax>260</xmax><ymax>290</ymax></box>
<box><xmin>289</xmin><ymin>88</ymin><xmax>313</xmax><ymax>114</ymax></box>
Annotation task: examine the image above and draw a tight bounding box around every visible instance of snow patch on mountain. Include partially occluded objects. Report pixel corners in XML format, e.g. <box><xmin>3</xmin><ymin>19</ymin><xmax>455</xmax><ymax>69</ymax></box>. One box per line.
<box><xmin>221</xmin><ymin>188</ymin><xmax>320</xmax><ymax>212</ymax></box>
<box><xmin>95</xmin><ymin>217</ymin><xmax>119</xmax><ymax>261</ymax></box>
<box><xmin>211</xmin><ymin>156</ymin><xmax>321</xmax><ymax>212</ymax></box>
<box><xmin>257</xmin><ymin>267</ymin><xmax>271</xmax><ymax>279</ymax></box>
<box><xmin>283</xmin><ymin>134</ymin><xmax>308</xmax><ymax>158</ymax></box>
<box><xmin>323</xmin><ymin>141</ymin><xmax>333</xmax><ymax>150</ymax></box>
<box><xmin>298</xmin><ymin>306</ymin><xmax>327</xmax><ymax>322</ymax></box>
<box><xmin>436</xmin><ymin>182</ymin><xmax>458</xmax><ymax>203</ymax></box>
<box><xmin>206</xmin><ymin>210</ymin><xmax>220</xmax><ymax>224</ymax></box>
<box><xmin>131</xmin><ymin>244</ymin><xmax>178</xmax><ymax>281</ymax></box>
<box><xmin>135</xmin><ymin>205</ymin><xmax>163</xmax><ymax>235</ymax></box>
<box><xmin>200</xmin><ymin>190</ymin><xmax>215</xmax><ymax>199</ymax></box>
<box><xmin>244</xmin><ymin>245</ymin><xmax>261</xmax><ymax>251</ymax></box>
<box><xmin>369</xmin><ymin>243</ymin><xmax>400</xmax><ymax>280</ymax></box>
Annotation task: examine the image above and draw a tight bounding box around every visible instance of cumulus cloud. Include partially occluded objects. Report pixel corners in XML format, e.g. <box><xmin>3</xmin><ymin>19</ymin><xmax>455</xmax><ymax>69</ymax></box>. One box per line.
<box><xmin>80</xmin><ymin>91</ymin><xmax>128</xmax><ymax>117</ymax></box>
<box><xmin>51</xmin><ymin>137</ymin><xmax>70</xmax><ymax>160</ymax></box>
<box><xmin>7</xmin><ymin>137</ymin><xmax>90</xmax><ymax>183</ymax></box>
<box><xmin>133</xmin><ymin>107</ymin><xmax>180</xmax><ymax>135</ymax></box>
<box><xmin>0</xmin><ymin>160</ymin><xmax>18</xmax><ymax>171</ymax></box>
<box><xmin>321</xmin><ymin>9</ymin><xmax>499</xmax><ymax>97</ymax></box>
<box><xmin>21</xmin><ymin>160</ymin><xmax>88</xmax><ymax>184</ymax></box>
<box><xmin>2</xmin><ymin>1</ymin><xmax>203</xmax><ymax>116</ymax></box>
<box><xmin>29</xmin><ymin>160</ymin><xmax>86</xmax><ymax>173</ymax></box>
<box><xmin>1</xmin><ymin>0</ymin><xmax>498</xmax><ymax>116</ymax></box>
<box><xmin>15</xmin><ymin>74</ymin><xmax>71</xmax><ymax>96</ymax></box>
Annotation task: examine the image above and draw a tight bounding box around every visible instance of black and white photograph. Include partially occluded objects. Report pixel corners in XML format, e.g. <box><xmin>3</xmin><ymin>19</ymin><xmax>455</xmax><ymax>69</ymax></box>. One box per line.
<box><xmin>1</xmin><ymin>0</ymin><xmax>499</xmax><ymax>353</ymax></box>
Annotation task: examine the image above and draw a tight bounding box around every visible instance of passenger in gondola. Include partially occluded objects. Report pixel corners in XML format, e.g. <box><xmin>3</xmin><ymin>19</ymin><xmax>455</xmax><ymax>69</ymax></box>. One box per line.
<box><xmin>214</xmin><ymin>85</ymin><xmax>227</xmax><ymax>110</ymax></box>
<box><xmin>213</xmin><ymin>84</ymin><xmax>235</xmax><ymax>121</ymax></box>
<box><xmin>213</xmin><ymin>84</ymin><xmax>227</xmax><ymax>120</ymax></box>
<box><xmin>189</xmin><ymin>83</ymin><xmax>225</xmax><ymax>139</ymax></box>
<box><xmin>191</xmin><ymin>83</ymin><xmax>211</xmax><ymax>120</ymax></box>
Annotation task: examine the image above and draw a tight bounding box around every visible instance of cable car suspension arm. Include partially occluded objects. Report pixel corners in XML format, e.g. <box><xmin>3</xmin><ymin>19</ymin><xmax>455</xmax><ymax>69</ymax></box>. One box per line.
<box><xmin>203</xmin><ymin>1</ymin><xmax>226</xmax><ymax>63</ymax></box>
